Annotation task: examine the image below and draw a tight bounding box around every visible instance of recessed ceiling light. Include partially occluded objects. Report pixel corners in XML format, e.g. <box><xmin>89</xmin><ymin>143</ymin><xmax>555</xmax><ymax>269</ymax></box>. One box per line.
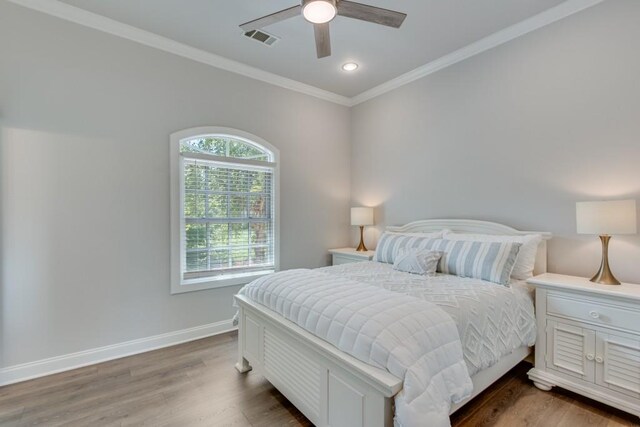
<box><xmin>342</xmin><ymin>62</ymin><xmax>359</xmax><ymax>72</ymax></box>
<box><xmin>302</xmin><ymin>0</ymin><xmax>337</xmax><ymax>24</ymax></box>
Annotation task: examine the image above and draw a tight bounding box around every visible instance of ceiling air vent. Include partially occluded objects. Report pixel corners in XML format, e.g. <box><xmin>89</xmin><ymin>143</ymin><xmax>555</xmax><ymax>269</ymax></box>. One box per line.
<box><xmin>244</xmin><ymin>30</ymin><xmax>279</xmax><ymax>46</ymax></box>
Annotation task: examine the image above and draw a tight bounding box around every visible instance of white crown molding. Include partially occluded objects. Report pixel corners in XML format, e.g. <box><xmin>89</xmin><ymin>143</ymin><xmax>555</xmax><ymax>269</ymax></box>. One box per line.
<box><xmin>350</xmin><ymin>0</ymin><xmax>606</xmax><ymax>105</ymax></box>
<box><xmin>6</xmin><ymin>0</ymin><xmax>352</xmax><ymax>106</ymax></box>
<box><xmin>7</xmin><ymin>0</ymin><xmax>605</xmax><ymax>107</ymax></box>
<box><xmin>0</xmin><ymin>318</ymin><xmax>236</xmax><ymax>386</ymax></box>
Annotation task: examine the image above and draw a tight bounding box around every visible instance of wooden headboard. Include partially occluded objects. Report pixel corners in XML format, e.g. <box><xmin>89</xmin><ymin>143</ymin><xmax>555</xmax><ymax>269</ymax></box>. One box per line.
<box><xmin>386</xmin><ymin>219</ymin><xmax>552</xmax><ymax>275</ymax></box>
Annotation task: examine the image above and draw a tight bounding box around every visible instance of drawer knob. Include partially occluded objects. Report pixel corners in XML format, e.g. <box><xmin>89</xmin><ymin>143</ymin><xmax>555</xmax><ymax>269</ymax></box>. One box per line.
<box><xmin>586</xmin><ymin>353</ymin><xmax>595</xmax><ymax>361</ymax></box>
<box><xmin>589</xmin><ymin>310</ymin><xmax>600</xmax><ymax>319</ymax></box>
<box><xmin>595</xmin><ymin>356</ymin><xmax>604</xmax><ymax>364</ymax></box>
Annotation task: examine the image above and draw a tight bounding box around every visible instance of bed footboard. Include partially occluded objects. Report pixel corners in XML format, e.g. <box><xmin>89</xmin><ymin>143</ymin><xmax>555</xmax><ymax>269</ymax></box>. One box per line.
<box><xmin>235</xmin><ymin>295</ymin><xmax>401</xmax><ymax>427</ymax></box>
<box><xmin>235</xmin><ymin>295</ymin><xmax>531</xmax><ymax>426</ymax></box>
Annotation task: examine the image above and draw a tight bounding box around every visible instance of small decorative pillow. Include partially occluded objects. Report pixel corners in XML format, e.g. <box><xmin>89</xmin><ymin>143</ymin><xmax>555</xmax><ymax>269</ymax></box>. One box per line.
<box><xmin>436</xmin><ymin>240</ymin><xmax>522</xmax><ymax>286</ymax></box>
<box><xmin>393</xmin><ymin>249</ymin><xmax>443</xmax><ymax>275</ymax></box>
<box><xmin>374</xmin><ymin>231</ymin><xmax>446</xmax><ymax>264</ymax></box>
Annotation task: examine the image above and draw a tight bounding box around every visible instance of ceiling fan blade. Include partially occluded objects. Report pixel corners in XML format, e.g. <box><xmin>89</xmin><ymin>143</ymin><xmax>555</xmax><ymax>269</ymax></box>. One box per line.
<box><xmin>240</xmin><ymin>5</ymin><xmax>301</xmax><ymax>32</ymax></box>
<box><xmin>314</xmin><ymin>23</ymin><xmax>331</xmax><ymax>58</ymax></box>
<box><xmin>337</xmin><ymin>1</ymin><xmax>406</xmax><ymax>28</ymax></box>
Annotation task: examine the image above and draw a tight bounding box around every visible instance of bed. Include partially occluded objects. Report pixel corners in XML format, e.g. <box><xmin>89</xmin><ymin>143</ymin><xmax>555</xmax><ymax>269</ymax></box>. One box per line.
<box><xmin>234</xmin><ymin>219</ymin><xmax>551</xmax><ymax>427</ymax></box>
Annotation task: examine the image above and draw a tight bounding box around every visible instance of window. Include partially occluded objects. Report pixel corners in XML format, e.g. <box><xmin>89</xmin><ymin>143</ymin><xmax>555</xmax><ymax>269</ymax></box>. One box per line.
<box><xmin>170</xmin><ymin>127</ymin><xmax>279</xmax><ymax>293</ymax></box>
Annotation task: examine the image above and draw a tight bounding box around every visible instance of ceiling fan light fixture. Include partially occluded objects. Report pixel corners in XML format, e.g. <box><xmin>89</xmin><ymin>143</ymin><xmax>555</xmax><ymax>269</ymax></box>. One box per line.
<box><xmin>302</xmin><ymin>0</ymin><xmax>337</xmax><ymax>24</ymax></box>
<box><xmin>240</xmin><ymin>0</ymin><xmax>406</xmax><ymax>59</ymax></box>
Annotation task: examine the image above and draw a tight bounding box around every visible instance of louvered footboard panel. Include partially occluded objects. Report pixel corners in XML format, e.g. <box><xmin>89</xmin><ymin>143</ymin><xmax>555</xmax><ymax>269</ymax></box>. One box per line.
<box><xmin>264</xmin><ymin>328</ymin><xmax>323</xmax><ymax>422</ymax></box>
<box><xmin>236</xmin><ymin>298</ymin><xmax>404</xmax><ymax>427</ymax></box>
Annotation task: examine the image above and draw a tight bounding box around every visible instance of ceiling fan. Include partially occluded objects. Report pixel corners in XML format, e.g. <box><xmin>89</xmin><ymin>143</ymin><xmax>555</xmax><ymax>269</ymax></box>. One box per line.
<box><xmin>240</xmin><ymin>0</ymin><xmax>407</xmax><ymax>59</ymax></box>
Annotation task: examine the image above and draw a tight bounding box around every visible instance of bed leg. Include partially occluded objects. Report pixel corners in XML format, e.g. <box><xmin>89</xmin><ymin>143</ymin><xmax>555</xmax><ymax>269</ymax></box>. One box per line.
<box><xmin>235</xmin><ymin>357</ymin><xmax>252</xmax><ymax>373</ymax></box>
<box><xmin>235</xmin><ymin>305</ymin><xmax>252</xmax><ymax>374</ymax></box>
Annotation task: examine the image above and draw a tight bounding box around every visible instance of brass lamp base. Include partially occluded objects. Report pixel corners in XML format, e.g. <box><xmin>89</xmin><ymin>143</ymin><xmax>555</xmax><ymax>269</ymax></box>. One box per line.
<box><xmin>356</xmin><ymin>225</ymin><xmax>368</xmax><ymax>252</ymax></box>
<box><xmin>590</xmin><ymin>235</ymin><xmax>621</xmax><ymax>285</ymax></box>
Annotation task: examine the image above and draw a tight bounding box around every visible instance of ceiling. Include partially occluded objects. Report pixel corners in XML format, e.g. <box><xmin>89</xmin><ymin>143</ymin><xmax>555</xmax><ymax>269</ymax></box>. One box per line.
<box><xmin>57</xmin><ymin>0</ymin><xmax>568</xmax><ymax>97</ymax></box>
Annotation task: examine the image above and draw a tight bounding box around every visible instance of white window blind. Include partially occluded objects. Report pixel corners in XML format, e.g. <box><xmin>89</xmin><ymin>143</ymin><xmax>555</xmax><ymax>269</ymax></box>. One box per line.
<box><xmin>181</xmin><ymin>158</ymin><xmax>275</xmax><ymax>279</ymax></box>
<box><xmin>178</xmin><ymin>136</ymin><xmax>276</xmax><ymax>285</ymax></box>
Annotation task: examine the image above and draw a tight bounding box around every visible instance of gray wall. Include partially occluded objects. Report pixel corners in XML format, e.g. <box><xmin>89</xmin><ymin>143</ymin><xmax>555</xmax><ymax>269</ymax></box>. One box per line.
<box><xmin>0</xmin><ymin>2</ymin><xmax>351</xmax><ymax>368</ymax></box>
<box><xmin>351</xmin><ymin>0</ymin><xmax>640</xmax><ymax>283</ymax></box>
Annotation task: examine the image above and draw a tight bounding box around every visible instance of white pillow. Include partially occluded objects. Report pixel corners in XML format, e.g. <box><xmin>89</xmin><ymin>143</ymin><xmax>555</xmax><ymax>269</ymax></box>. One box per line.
<box><xmin>442</xmin><ymin>231</ymin><xmax>542</xmax><ymax>280</ymax></box>
<box><xmin>393</xmin><ymin>249</ymin><xmax>443</xmax><ymax>275</ymax></box>
<box><xmin>374</xmin><ymin>230</ymin><xmax>448</xmax><ymax>264</ymax></box>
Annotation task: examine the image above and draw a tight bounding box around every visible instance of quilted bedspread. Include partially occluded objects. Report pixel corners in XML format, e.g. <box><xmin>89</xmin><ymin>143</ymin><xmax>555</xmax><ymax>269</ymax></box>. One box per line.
<box><xmin>317</xmin><ymin>261</ymin><xmax>537</xmax><ymax>376</ymax></box>
<box><xmin>238</xmin><ymin>269</ymin><xmax>474</xmax><ymax>427</ymax></box>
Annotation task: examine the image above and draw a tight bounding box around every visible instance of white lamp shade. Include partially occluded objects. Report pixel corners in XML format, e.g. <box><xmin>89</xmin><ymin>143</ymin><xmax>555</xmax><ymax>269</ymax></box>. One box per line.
<box><xmin>576</xmin><ymin>200</ymin><xmax>637</xmax><ymax>235</ymax></box>
<box><xmin>351</xmin><ymin>207</ymin><xmax>374</xmax><ymax>226</ymax></box>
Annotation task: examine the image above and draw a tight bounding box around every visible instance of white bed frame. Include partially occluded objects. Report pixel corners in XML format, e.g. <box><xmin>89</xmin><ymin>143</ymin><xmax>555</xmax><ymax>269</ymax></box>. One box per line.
<box><xmin>234</xmin><ymin>219</ymin><xmax>552</xmax><ymax>427</ymax></box>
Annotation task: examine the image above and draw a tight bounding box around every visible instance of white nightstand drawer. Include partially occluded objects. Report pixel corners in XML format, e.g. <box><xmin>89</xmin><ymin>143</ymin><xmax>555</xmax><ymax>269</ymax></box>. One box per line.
<box><xmin>333</xmin><ymin>254</ymin><xmax>363</xmax><ymax>265</ymax></box>
<box><xmin>329</xmin><ymin>248</ymin><xmax>375</xmax><ymax>266</ymax></box>
<box><xmin>547</xmin><ymin>293</ymin><xmax>640</xmax><ymax>332</ymax></box>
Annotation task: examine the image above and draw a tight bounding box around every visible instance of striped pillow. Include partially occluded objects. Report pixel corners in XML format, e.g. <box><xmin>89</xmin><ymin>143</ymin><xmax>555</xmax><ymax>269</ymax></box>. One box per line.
<box><xmin>442</xmin><ymin>231</ymin><xmax>542</xmax><ymax>280</ymax></box>
<box><xmin>437</xmin><ymin>239</ymin><xmax>522</xmax><ymax>286</ymax></box>
<box><xmin>373</xmin><ymin>232</ymin><xmax>444</xmax><ymax>264</ymax></box>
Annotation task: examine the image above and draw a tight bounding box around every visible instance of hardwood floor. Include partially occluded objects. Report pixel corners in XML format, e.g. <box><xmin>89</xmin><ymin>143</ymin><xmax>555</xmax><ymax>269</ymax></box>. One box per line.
<box><xmin>1</xmin><ymin>331</ymin><xmax>637</xmax><ymax>426</ymax></box>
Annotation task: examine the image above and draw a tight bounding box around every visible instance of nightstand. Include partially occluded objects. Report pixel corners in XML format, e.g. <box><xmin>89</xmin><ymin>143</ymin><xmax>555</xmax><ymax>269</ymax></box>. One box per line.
<box><xmin>328</xmin><ymin>248</ymin><xmax>375</xmax><ymax>265</ymax></box>
<box><xmin>527</xmin><ymin>273</ymin><xmax>640</xmax><ymax>417</ymax></box>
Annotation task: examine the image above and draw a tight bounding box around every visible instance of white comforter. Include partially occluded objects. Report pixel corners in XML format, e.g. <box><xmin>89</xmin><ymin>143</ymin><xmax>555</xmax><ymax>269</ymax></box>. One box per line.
<box><xmin>239</xmin><ymin>269</ymin><xmax>474</xmax><ymax>427</ymax></box>
<box><xmin>318</xmin><ymin>261</ymin><xmax>537</xmax><ymax>375</ymax></box>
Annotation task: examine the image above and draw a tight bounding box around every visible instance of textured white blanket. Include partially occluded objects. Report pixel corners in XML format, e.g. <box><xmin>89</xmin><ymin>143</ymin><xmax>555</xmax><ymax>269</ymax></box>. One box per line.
<box><xmin>318</xmin><ymin>261</ymin><xmax>536</xmax><ymax>376</ymax></box>
<box><xmin>238</xmin><ymin>269</ymin><xmax>474</xmax><ymax>427</ymax></box>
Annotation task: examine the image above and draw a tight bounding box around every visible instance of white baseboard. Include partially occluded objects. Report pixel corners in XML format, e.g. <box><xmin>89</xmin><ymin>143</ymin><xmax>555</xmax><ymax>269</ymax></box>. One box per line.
<box><xmin>0</xmin><ymin>319</ymin><xmax>236</xmax><ymax>386</ymax></box>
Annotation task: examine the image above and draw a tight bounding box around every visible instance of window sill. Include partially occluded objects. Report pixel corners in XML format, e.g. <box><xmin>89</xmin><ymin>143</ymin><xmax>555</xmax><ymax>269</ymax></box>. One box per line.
<box><xmin>171</xmin><ymin>270</ymin><xmax>274</xmax><ymax>294</ymax></box>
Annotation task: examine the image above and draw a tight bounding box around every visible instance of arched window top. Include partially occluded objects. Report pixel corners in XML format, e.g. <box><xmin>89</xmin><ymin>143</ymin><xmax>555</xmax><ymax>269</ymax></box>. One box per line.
<box><xmin>179</xmin><ymin>134</ymin><xmax>274</xmax><ymax>162</ymax></box>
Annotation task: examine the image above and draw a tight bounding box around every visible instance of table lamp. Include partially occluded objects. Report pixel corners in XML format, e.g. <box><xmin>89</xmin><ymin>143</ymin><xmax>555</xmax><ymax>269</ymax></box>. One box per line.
<box><xmin>576</xmin><ymin>199</ymin><xmax>637</xmax><ymax>285</ymax></box>
<box><xmin>351</xmin><ymin>207</ymin><xmax>374</xmax><ymax>252</ymax></box>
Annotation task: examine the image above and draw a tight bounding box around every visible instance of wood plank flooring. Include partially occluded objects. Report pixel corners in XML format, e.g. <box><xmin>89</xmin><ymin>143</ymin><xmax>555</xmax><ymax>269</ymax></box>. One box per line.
<box><xmin>1</xmin><ymin>331</ymin><xmax>637</xmax><ymax>426</ymax></box>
